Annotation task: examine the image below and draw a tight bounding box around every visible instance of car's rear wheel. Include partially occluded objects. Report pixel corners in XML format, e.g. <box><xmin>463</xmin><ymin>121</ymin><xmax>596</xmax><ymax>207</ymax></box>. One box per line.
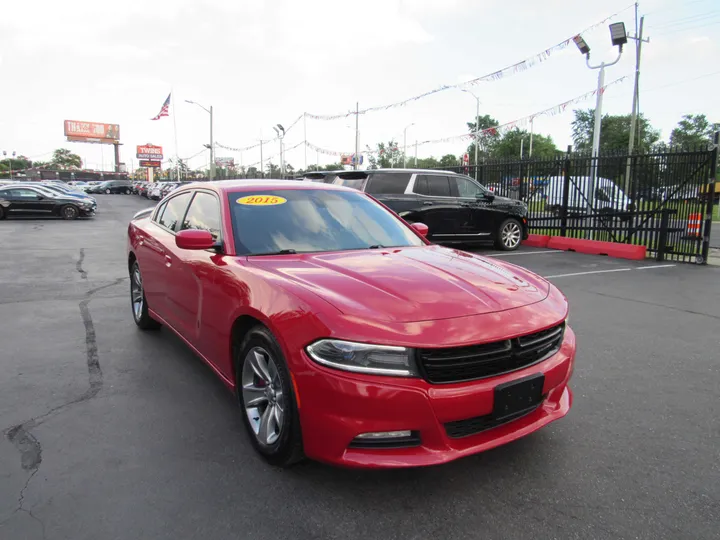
<box><xmin>61</xmin><ymin>205</ymin><xmax>79</xmax><ymax>220</ymax></box>
<box><xmin>130</xmin><ymin>261</ymin><xmax>161</xmax><ymax>330</ymax></box>
<box><xmin>0</xmin><ymin>206</ymin><xmax>5</xmax><ymax>220</ymax></box>
<box><xmin>105</xmin><ymin>188</ymin><xmax>111</xmax><ymax>194</ymax></box>
<box><xmin>496</xmin><ymin>218</ymin><xmax>522</xmax><ymax>251</ymax></box>
<box><xmin>235</xmin><ymin>326</ymin><xmax>303</xmax><ymax>467</ymax></box>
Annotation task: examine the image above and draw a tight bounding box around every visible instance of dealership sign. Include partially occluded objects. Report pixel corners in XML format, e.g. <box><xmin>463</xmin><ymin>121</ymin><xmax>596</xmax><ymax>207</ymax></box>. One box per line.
<box><xmin>215</xmin><ymin>157</ymin><xmax>235</xmax><ymax>167</ymax></box>
<box><xmin>137</xmin><ymin>144</ymin><xmax>163</xmax><ymax>160</ymax></box>
<box><xmin>139</xmin><ymin>160</ymin><xmax>162</xmax><ymax>168</ymax></box>
<box><xmin>64</xmin><ymin>120</ymin><xmax>120</xmax><ymax>144</ymax></box>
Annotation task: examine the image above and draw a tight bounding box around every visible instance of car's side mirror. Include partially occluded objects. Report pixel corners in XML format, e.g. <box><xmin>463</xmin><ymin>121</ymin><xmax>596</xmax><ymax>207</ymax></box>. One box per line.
<box><xmin>481</xmin><ymin>191</ymin><xmax>495</xmax><ymax>202</ymax></box>
<box><xmin>411</xmin><ymin>222</ymin><xmax>429</xmax><ymax>237</ymax></box>
<box><xmin>176</xmin><ymin>229</ymin><xmax>215</xmax><ymax>250</ymax></box>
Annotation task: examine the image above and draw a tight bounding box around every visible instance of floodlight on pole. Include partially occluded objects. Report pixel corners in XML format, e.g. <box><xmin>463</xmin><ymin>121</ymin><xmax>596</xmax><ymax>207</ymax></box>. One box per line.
<box><xmin>609</xmin><ymin>22</ymin><xmax>628</xmax><ymax>48</ymax></box>
<box><xmin>573</xmin><ymin>35</ymin><xmax>590</xmax><ymax>56</ymax></box>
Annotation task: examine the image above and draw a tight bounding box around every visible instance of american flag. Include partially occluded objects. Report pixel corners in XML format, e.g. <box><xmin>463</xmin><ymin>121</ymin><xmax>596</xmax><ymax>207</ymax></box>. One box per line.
<box><xmin>151</xmin><ymin>93</ymin><xmax>171</xmax><ymax>120</ymax></box>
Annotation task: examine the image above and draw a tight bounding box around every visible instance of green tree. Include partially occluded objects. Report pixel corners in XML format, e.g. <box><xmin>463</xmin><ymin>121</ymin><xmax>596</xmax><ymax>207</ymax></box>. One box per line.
<box><xmin>492</xmin><ymin>129</ymin><xmax>560</xmax><ymax>159</ymax></box>
<box><xmin>366</xmin><ymin>140</ymin><xmax>403</xmax><ymax>169</ymax></box>
<box><xmin>439</xmin><ymin>154</ymin><xmax>459</xmax><ymax>167</ymax></box>
<box><xmin>571</xmin><ymin>109</ymin><xmax>661</xmax><ymax>153</ymax></box>
<box><xmin>413</xmin><ymin>156</ymin><xmax>440</xmax><ymax>169</ymax></box>
<box><xmin>246</xmin><ymin>166</ymin><xmax>260</xmax><ymax>177</ymax></box>
<box><xmin>466</xmin><ymin>114</ymin><xmax>501</xmax><ymax>162</ymax></box>
<box><xmin>265</xmin><ymin>162</ymin><xmax>280</xmax><ymax>178</ymax></box>
<box><xmin>0</xmin><ymin>156</ymin><xmax>32</xmax><ymax>177</ymax></box>
<box><xmin>323</xmin><ymin>162</ymin><xmax>344</xmax><ymax>171</ymax></box>
<box><xmin>51</xmin><ymin>148</ymin><xmax>82</xmax><ymax>169</ymax></box>
<box><xmin>669</xmin><ymin>114</ymin><xmax>719</xmax><ymax>148</ymax></box>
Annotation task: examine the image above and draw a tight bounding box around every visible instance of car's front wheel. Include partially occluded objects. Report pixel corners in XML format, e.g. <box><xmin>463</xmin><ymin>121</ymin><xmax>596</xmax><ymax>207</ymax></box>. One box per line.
<box><xmin>130</xmin><ymin>261</ymin><xmax>161</xmax><ymax>330</ymax></box>
<box><xmin>496</xmin><ymin>218</ymin><xmax>522</xmax><ymax>251</ymax></box>
<box><xmin>235</xmin><ymin>326</ymin><xmax>303</xmax><ymax>467</ymax></box>
<box><xmin>0</xmin><ymin>206</ymin><xmax>5</xmax><ymax>220</ymax></box>
<box><xmin>60</xmin><ymin>205</ymin><xmax>79</xmax><ymax>220</ymax></box>
<box><xmin>105</xmin><ymin>188</ymin><xmax>111</xmax><ymax>194</ymax></box>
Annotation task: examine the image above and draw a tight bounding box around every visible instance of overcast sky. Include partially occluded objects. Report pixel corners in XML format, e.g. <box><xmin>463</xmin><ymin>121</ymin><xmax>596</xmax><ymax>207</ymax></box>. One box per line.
<box><xmin>0</xmin><ymin>0</ymin><xmax>718</xmax><ymax>172</ymax></box>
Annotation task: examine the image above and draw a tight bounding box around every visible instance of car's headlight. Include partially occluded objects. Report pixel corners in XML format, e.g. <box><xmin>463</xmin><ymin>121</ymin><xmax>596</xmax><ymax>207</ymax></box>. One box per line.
<box><xmin>306</xmin><ymin>339</ymin><xmax>419</xmax><ymax>377</ymax></box>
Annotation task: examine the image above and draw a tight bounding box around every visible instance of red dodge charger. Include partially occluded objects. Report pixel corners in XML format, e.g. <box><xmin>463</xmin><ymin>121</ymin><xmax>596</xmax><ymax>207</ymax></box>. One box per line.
<box><xmin>127</xmin><ymin>180</ymin><xmax>575</xmax><ymax>468</ymax></box>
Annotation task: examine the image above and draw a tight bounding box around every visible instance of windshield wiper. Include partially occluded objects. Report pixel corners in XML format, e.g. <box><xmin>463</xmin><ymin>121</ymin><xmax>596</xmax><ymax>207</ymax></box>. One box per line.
<box><xmin>250</xmin><ymin>249</ymin><xmax>297</xmax><ymax>256</ymax></box>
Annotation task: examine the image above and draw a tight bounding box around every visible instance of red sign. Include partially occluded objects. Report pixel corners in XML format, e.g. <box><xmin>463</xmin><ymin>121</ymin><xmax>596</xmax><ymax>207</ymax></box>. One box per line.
<box><xmin>64</xmin><ymin>120</ymin><xmax>120</xmax><ymax>144</ymax></box>
<box><xmin>137</xmin><ymin>144</ymin><xmax>163</xmax><ymax>160</ymax></box>
<box><xmin>139</xmin><ymin>160</ymin><xmax>162</xmax><ymax>168</ymax></box>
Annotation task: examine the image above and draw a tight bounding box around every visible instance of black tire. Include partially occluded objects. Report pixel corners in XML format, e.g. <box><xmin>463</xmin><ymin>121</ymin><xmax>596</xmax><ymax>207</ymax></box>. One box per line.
<box><xmin>60</xmin><ymin>204</ymin><xmax>79</xmax><ymax>220</ymax></box>
<box><xmin>0</xmin><ymin>206</ymin><xmax>5</xmax><ymax>220</ymax></box>
<box><xmin>125</xmin><ymin>188</ymin><xmax>131</xmax><ymax>195</ymax></box>
<box><xmin>234</xmin><ymin>326</ymin><xmax>303</xmax><ymax>467</ymax></box>
<box><xmin>495</xmin><ymin>218</ymin><xmax>523</xmax><ymax>251</ymax></box>
<box><xmin>130</xmin><ymin>261</ymin><xmax>161</xmax><ymax>330</ymax></box>
<box><xmin>105</xmin><ymin>188</ymin><xmax>111</xmax><ymax>194</ymax></box>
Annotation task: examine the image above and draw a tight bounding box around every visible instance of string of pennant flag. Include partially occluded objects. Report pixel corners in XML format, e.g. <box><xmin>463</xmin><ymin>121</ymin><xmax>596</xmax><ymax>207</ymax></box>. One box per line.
<box><xmin>214</xmin><ymin>5</ymin><xmax>633</xmax><ymax>151</ymax></box>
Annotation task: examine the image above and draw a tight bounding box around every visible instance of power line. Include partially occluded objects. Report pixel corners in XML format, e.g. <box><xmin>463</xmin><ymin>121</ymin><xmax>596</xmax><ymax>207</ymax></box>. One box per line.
<box><xmin>653</xmin><ymin>19</ymin><xmax>720</xmax><ymax>36</ymax></box>
<box><xmin>649</xmin><ymin>9</ymin><xmax>720</xmax><ymax>29</ymax></box>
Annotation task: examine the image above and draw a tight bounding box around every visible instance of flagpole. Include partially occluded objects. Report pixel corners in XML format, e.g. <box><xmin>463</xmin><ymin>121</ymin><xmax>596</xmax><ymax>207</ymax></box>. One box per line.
<box><xmin>171</xmin><ymin>89</ymin><xmax>180</xmax><ymax>181</ymax></box>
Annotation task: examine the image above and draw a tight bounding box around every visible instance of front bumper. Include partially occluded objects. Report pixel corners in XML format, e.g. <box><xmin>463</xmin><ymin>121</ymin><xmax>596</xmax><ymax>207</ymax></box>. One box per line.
<box><xmin>295</xmin><ymin>326</ymin><xmax>575</xmax><ymax>468</ymax></box>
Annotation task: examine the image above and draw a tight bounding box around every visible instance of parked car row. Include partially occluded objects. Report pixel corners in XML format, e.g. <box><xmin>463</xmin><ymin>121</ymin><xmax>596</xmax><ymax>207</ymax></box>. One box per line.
<box><xmin>0</xmin><ymin>180</ymin><xmax>98</xmax><ymax>219</ymax></box>
<box><xmin>132</xmin><ymin>181</ymin><xmax>182</xmax><ymax>200</ymax></box>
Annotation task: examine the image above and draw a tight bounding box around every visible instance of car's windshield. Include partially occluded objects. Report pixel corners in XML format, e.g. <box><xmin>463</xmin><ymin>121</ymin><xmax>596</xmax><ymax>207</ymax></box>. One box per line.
<box><xmin>227</xmin><ymin>189</ymin><xmax>424</xmax><ymax>256</ymax></box>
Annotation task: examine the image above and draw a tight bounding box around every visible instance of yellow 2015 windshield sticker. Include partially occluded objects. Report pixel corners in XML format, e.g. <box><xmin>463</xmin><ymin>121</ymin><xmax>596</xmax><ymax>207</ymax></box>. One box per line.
<box><xmin>236</xmin><ymin>195</ymin><xmax>287</xmax><ymax>206</ymax></box>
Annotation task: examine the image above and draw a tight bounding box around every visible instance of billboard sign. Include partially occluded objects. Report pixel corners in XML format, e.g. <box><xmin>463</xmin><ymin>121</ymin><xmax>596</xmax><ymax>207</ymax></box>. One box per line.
<box><xmin>139</xmin><ymin>160</ymin><xmax>162</xmax><ymax>168</ymax></box>
<box><xmin>137</xmin><ymin>144</ymin><xmax>163</xmax><ymax>160</ymax></box>
<box><xmin>215</xmin><ymin>157</ymin><xmax>235</xmax><ymax>168</ymax></box>
<box><xmin>64</xmin><ymin>120</ymin><xmax>120</xmax><ymax>144</ymax></box>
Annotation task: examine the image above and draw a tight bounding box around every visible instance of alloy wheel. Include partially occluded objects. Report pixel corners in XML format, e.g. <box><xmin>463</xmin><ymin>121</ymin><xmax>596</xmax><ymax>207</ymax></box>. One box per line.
<box><xmin>501</xmin><ymin>221</ymin><xmax>522</xmax><ymax>249</ymax></box>
<box><xmin>241</xmin><ymin>347</ymin><xmax>285</xmax><ymax>446</ymax></box>
<box><xmin>131</xmin><ymin>266</ymin><xmax>143</xmax><ymax>322</ymax></box>
<box><xmin>63</xmin><ymin>206</ymin><xmax>77</xmax><ymax>219</ymax></box>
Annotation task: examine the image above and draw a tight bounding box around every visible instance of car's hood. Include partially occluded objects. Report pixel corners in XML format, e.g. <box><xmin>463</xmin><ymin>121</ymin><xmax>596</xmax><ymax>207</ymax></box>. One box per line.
<box><xmin>247</xmin><ymin>246</ymin><xmax>549</xmax><ymax>323</ymax></box>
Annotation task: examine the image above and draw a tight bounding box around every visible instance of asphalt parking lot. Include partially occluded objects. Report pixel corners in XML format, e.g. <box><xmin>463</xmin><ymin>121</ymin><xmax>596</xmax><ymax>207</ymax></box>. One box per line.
<box><xmin>1</xmin><ymin>195</ymin><xmax>719</xmax><ymax>540</ymax></box>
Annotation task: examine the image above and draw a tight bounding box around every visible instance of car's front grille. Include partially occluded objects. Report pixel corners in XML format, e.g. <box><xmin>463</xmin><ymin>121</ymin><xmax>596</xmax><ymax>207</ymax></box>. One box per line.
<box><xmin>444</xmin><ymin>399</ymin><xmax>545</xmax><ymax>438</ymax></box>
<box><xmin>416</xmin><ymin>323</ymin><xmax>565</xmax><ymax>384</ymax></box>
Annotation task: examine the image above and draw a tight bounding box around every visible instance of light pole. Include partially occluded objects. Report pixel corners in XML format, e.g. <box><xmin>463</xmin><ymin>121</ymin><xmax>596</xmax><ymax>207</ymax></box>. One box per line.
<box><xmin>460</xmin><ymin>88</ymin><xmax>480</xmax><ymax>178</ymax></box>
<box><xmin>403</xmin><ymin>123</ymin><xmax>414</xmax><ymax>168</ymax></box>
<box><xmin>186</xmin><ymin>100</ymin><xmax>215</xmax><ymax>180</ymax></box>
<box><xmin>273</xmin><ymin>124</ymin><xmax>285</xmax><ymax>178</ymax></box>
<box><xmin>573</xmin><ymin>22</ymin><xmax>627</xmax><ymax>233</ymax></box>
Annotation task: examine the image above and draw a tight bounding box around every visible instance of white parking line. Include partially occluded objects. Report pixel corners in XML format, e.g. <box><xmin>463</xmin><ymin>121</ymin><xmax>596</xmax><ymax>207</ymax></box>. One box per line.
<box><xmin>486</xmin><ymin>250</ymin><xmax>561</xmax><ymax>257</ymax></box>
<box><xmin>545</xmin><ymin>268</ymin><xmax>632</xmax><ymax>278</ymax></box>
<box><xmin>545</xmin><ymin>264</ymin><xmax>677</xmax><ymax>279</ymax></box>
<box><xmin>636</xmin><ymin>264</ymin><xmax>677</xmax><ymax>270</ymax></box>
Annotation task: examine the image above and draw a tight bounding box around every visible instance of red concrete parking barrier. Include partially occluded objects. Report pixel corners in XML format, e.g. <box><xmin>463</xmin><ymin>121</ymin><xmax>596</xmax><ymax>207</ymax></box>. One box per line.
<box><xmin>546</xmin><ymin>237</ymin><xmax>647</xmax><ymax>261</ymax></box>
<box><xmin>521</xmin><ymin>234</ymin><xmax>551</xmax><ymax>248</ymax></box>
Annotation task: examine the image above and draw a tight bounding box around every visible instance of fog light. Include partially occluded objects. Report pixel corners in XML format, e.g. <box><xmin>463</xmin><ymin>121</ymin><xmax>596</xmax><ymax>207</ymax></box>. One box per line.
<box><xmin>349</xmin><ymin>430</ymin><xmax>421</xmax><ymax>449</ymax></box>
<box><xmin>356</xmin><ymin>430</ymin><xmax>412</xmax><ymax>439</ymax></box>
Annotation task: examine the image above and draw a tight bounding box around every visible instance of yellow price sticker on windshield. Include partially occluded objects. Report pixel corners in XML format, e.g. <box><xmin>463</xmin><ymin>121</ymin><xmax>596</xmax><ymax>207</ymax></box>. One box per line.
<box><xmin>236</xmin><ymin>195</ymin><xmax>287</xmax><ymax>206</ymax></box>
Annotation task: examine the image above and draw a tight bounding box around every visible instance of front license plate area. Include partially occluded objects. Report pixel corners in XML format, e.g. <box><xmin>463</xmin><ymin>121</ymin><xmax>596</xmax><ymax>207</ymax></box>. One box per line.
<box><xmin>493</xmin><ymin>373</ymin><xmax>545</xmax><ymax>421</ymax></box>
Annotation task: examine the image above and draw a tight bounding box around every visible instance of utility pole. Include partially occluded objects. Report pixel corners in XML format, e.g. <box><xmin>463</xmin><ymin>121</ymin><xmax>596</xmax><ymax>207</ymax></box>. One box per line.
<box><xmin>354</xmin><ymin>102</ymin><xmax>359</xmax><ymax>170</ymax></box>
<box><xmin>209</xmin><ymin>105</ymin><xmax>215</xmax><ymax>181</ymax></box>
<box><xmin>626</xmin><ymin>8</ymin><xmax>649</xmax><ymax>192</ymax></box>
<box><xmin>529</xmin><ymin>117</ymin><xmax>534</xmax><ymax>158</ymax></box>
<box><xmin>260</xmin><ymin>138</ymin><xmax>264</xmax><ymax>178</ymax></box>
<box><xmin>303</xmin><ymin>114</ymin><xmax>307</xmax><ymax>172</ymax></box>
<box><xmin>414</xmin><ymin>140</ymin><xmax>418</xmax><ymax>167</ymax></box>
<box><xmin>403</xmin><ymin>123</ymin><xmax>414</xmax><ymax>168</ymax></box>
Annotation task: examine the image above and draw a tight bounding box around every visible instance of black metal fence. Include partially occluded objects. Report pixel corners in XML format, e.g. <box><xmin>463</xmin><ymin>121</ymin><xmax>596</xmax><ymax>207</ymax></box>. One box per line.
<box><xmin>438</xmin><ymin>135</ymin><xmax>719</xmax><ymax>264</ymax></box>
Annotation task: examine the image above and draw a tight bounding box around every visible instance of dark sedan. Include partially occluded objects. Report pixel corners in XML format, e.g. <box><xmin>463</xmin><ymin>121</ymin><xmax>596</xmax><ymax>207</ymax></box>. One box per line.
<box><xmin>0</xmin><ymin>185</ymin><xmax>96</xmax><ymax>219</ymax></box>
<box><xmin>88</xmin><ymin>180</ymin><xmax>133</xmax><ymax>194</ymax></box>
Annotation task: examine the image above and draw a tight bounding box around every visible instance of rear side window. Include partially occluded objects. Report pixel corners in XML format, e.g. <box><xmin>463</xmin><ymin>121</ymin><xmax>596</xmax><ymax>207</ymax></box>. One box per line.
<box><xmin>157</xmin><ymin>192</ymin><xmax>192</xmax><ymax>232</ymax></box>
<box><xmin>333</xmin><ymin>177</ymin><xmax>366</xmax><ymax>190</ymax></box>
<box><xmin>415</xmin><ymin>175</ymin><xmax>451</xmax><ymax>197</ymax></box>
<box><xmin>366</xmin><ymin>173</ymin><xmax>411</xmax><ymax>195</ymax></box>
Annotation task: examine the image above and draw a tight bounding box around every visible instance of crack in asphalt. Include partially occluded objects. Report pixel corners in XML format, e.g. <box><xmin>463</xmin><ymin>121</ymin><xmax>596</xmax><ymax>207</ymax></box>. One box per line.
<box><xmin>2</xmin><ymin>273</ymin><xmax>127</xmax><ymax>528</ymax></box>
<box><xmin>76</xmin><ymin>248</ymin><xmax>88</xmax><ymax>280</ymax></box>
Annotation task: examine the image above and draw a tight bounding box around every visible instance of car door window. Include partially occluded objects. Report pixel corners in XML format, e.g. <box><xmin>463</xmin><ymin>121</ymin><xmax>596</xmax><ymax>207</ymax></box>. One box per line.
<box><xmin>453</xmin><ymin>177</ymin><xmax>486</xmax><ymax>198</ymax></box>
<box><xmin>9</xmin><ymin>189</ymin><xmax>41</xmax><ymax>199</ymax></box>
<box><xmin>427</xmin><ymin>175</ymin><xmax>451</xmax><ymax>197</ymax></box>
<box><xmin>181</xmin><ymin>192</ymin><xmax>222</xmax><ymax>241</ymax></box>
<box><xmin>157</xmin><ymin>192</ymin><xmax>192</xmax><ymax>232</ymax></box>
<box><xmin>366</xmin><ymin>173</ymin><xmax>411</xmax><ymax>195</ymax></box>
<box><xmin>413</xmin><ymin>175</ymin><xmax>429</xmax><ymax>195</ymax></box>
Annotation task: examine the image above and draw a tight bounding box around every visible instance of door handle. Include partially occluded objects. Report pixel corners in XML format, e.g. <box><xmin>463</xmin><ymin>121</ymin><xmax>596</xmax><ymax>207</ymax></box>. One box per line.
<box><xmin>422</xmin><ymin>201</ymin><xmax>433</xmax><ymax>206</ymax></box>
<box><xmin>165</xmin><ymin>255</ymin><xmax>172</xmax><ymax>268</ymax></box>
<box><xmin>460</xmin><ymin>203</ymin><xmax>470</xmax><ymax>207</ymax></box>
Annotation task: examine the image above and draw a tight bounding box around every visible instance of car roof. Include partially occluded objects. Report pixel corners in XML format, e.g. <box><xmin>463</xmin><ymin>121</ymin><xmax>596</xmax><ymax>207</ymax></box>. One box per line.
<box><xmin>175</xmin><ymin>179</ymin><xmax>357</xmax><ymax>194</ymax></box>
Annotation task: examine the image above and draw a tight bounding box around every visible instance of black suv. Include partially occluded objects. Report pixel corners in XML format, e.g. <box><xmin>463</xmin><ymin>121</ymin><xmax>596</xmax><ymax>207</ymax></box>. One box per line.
<box><xmin>315</xmin><ymin>169</ymin><xmax>528</xmax><ymax>250</ymax></box>
<box><xmin>88</xmin><ymin>180</ymin><xmax>133</xmax><ymax>194</ymax></box>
